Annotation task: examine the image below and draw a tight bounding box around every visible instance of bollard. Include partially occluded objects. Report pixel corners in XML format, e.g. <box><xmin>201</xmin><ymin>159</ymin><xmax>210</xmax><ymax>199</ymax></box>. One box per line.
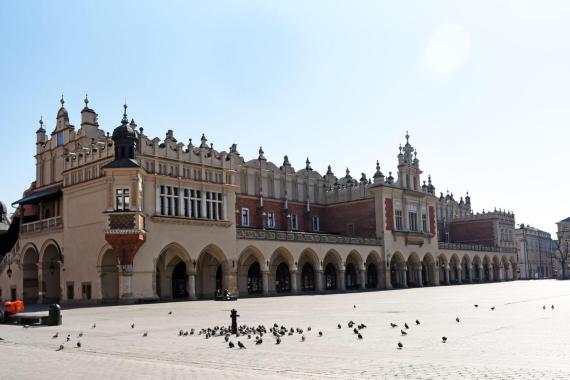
<box><xmin>230</xmin><ymin>309</ymin><xmax>239</xmax><ymax>334</ymax></box>
<box><xmin>47</xmin><ymin>304</ymin><xmax>62</xmax><ymax>326</ymax></box>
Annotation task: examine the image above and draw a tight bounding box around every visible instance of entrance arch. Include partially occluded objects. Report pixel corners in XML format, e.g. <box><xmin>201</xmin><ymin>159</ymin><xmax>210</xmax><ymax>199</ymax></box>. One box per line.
<box><xmin>237</xmin><ymin>247</ymin><xmax>265</xmax><ymax>295</ymax></box>
<box><xmin>422</xmin><ymin>253</ymin><xmax>436</xmax><ymax>286</ymax></box>
<box><xmin>483</xmin><ymin>256</ymin><xmax>491</xmax><ymax>282</ymax></box>
<box><xmin>22</xmin><ymin>246</ymin><xmax>39</xmax><ymax>303</ymax></box>
<box><xmin>323</xmin><ymin>250</ymin><xmax>342</xmax><ymax>291</ymax></box>
<box><xmin>100</xmin><ymin>249</ymin><xmax>119</xmax><ymax>303</ymax></box>
<box><xmin>247</xmin><ymin>262</ymin><xmax>262</xmax><ymax>294</ymax></box>
<box><xmin>41</xmin><ymin>243</ymin><xmax>61</xmax><ymax>304</ymax></box>
<box><xmin>155</xmin><ymin>244</ymin><xmax>192</xmax><ymax>300</ymax></box>
<box><xmin>171</xmin><ymin>262</ymin><xmax>188</xmax><ymax>298</ymax></box>
<box><xmin>345</xmin><ymin>251</ymin><xmax>363</xmax><ymax>290</ymax></box>
<box><xmin>269</xmin><ymin>248</ymin><xmax>293</xmax><ymax>293</ymax></box>
<box><xmin>406</xmin><ymin>253</ymin><xmax>421</xmax><ymax>287</ymax></box>
<box><xmin>365</xmin><ymin>251</ymin><xmax>382</xmax><ymax>289</ymax></box>
<box><xmin>472</xmin><ymin>255</ymin><xmax>482</xmax><ymax>282</ymax></box>
<box><xmin>275</xmin><ymin>263</ymin><xmax>290</xmax><ymax>293</ymax></box>
<box><xmin>298</xmin><ymin>249</ymin><xmax>319</xmax><ymax>292</ymax></box>
<box><xmin>438</xmin><ymin>254</ymin><xmax>449</xmax><ymax>285</ymax></box>
<box><xmin>390</xmin><ymin>252</ymin><xmax>406</xmax><ymax>288</ymax></box>
<box><xmin>461</xmin><ymin>255</ymin><xmax>471</xmax><ymax>283</ymax></box>
<box><xmin>196</xmin><ymin>245</ymin><xmax>228</xmax><ymax>299</ymax></box>
<box><xmin>449</xmin><ymin>254</ymin><xmax>460</xmax><ymax>284</ymax></box>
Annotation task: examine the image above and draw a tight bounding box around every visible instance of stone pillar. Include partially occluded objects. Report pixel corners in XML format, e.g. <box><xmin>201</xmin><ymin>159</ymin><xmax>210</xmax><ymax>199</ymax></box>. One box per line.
<box><xmin>290</xmin><ymin>270</ymin><xmax>298</xmax><ymax>293</ymax></box>
<box><xmin>489</xmin><ymin>266</ymin><xmax>494</xmax><ymax>282</ymax></box>
<box><xmin>225</xmin><ymin>270</ymin><xmax>238</xmax><ymax>295</ymax></box>
<box><xmin>401</xmin><ymin>266</ymin><xmax>408</xmax><ymax>288</ymax></box>
<box><xmin>417</xmin><ymin>267</ymin><xmax>423</xmax><ymax>287</ymax></box>
<box><xmin>359</xmin><ymin>268</ymin><xmax>366</xmax><ymax>290</ymax></box>
<box><xmin>433</xmin><ymin>264</ymin><xmax>440</xmax><ymax>286</ymax></box>
<box><xmin>444</xmin><ymin>265</ymin><xmax>450</xmax><ymax>285</ymax></box>
<box><xmin>188</xmin><ymin>273</ymin><xmax>197</xmax><ymax>300</ymax></box>
<box><xmin>316</xmin><ymin>270</ymin><xmax>324</xmax><ymax>292</ymax></box>
<box><xmin>262</xmin><ymin>271</ymin><xmax>269</xmax><ymax>295</ymax></box>
<box><xmin>384</xmin><ymin>264</ymin><xmax>392</xmax><ymax>290</ymax></box>
<box><xmin>119</xmin><ymin>266</ymin><xmax>134</xmax><ymax>302</ymax></box>
<box><xmin>467</xmin><ymin>264</ymin><xmax>473</xmax><ymax>283</ymax></box>
<box><xmin>479</xmin><ymin>265</ymin><xmax>484</xmax><ymax>282</ymax></box>
<box><xmin>339</xmin><ymin>270</ymin><xmax>346</xmax><ymax>291</ymax></box>
<box><xmin>456</xmin><ymin>266</ymin><xmax>462</xmax><ymax>284</ymax></box>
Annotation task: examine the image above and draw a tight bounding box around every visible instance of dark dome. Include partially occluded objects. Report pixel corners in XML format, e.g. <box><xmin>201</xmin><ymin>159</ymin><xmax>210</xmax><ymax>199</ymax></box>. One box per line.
<box><xmin>112</xmin><ymin>121</ymin><xmax>137</xmax><ymax>141</ymax></box>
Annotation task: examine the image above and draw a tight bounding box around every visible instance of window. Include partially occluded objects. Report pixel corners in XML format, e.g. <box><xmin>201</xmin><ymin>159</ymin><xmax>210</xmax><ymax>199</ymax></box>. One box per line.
<box><xmin>159</xmin><ymin>185</ymin><xmax>179</xmax><ymax>216</ymax></box>
<box><xmin>206</xmin><ymin>191</ymin><xmax>223</xmax><ymax>220</ymax></box>
<box><xmin>312</xmin><ymin>216</ymin><xmax>320</xmax><ymax>232</ymax></box>
<box><xmin>241</xmin><ymin>208</ymin><xmax>250</xmax><ymax>226</ymax></box>
<box><xmin>115</xmin><ymin>188</ymin><xmax>130</xmax><ymax>211</ymax></box>
<box><xmin>291</xmin><ymin>213</ymin><xmax>298</xmax><ymax>230</ymax></box>
<box><xmin>408</xmin><ymin>204</ymin><xmax>418</xmax><ymax>231</ymax></box>
<box><xmin>267</xmin><ymin>211</ymin><xmax>275</xmax><ymax>228</ymax></box>
<box><xmin>422</xmin><ymin>213</ymin><xmax>428</xmax><ymax>232</ymax></box>
<box><xmin>67</xmin><ymin>283</ymin><xmax>74</xmax><ymax>300</ymax></box>
<box><xmin>347</xmin><ymin>223</ymin><xmax>355</xmax><ymax>236</ymax></box>
<box><xmin>56</xmin><ymin>131</ymin><xmax>64</xmax><ymax>146</ymax></box>
<box><xmin>182</xmin><ymin>188</ymin><xmax>202</xmax><ymax>218</ymax></box>
<box><xmin>82</xmin><ymin>283</ymin><xmax>92</xmax><ymax>300</ymax></box>
<box><xmin>395</xmin><ymin>210</ymin><xmax>403</xmax><ymax>230</ymax></box>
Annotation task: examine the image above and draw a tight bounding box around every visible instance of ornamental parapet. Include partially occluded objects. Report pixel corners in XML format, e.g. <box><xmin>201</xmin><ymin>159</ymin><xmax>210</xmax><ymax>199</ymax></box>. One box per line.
<box><xmin>438</xmin><ymin>242</ymin><xmax>516</xmax><ymax>254</ymax></box>
<box><xmin>236</xmin><ymin>228</ymin><xmax>382</xmax><ymax>246</ymax></box>
<box><xmin>105</xmin><ymin>211</ymin><xmax>145</xmax><ymax>234</ymax></box>
<box><xmin>21</xmin><ymin>216</ymin><xmax>63</xmax><ymax>235</ymax></box>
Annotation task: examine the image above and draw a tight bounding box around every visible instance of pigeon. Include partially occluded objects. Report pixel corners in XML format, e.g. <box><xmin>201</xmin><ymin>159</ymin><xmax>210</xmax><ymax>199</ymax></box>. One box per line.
<box><xmin>390</xmin><ymin>323</ymin><xmax>398</xmax><ymax>328</ymax></box>
<box><xmin>401</xmin><ymin>330</ymin><xmax>407</xmax><ymax>336</ymax></box>
<box><xmin>357</xmin><ymin>333</ymin><xmax>363</xmax><ymax>339</ymax></box>
<box><xmin>301</xmin><ymin>335</ymin><xmax>306</xmax><ymax>342</ymax></box>
<box><xmin>543</xmin><ymin>305</ymin><xmax>546</xmax><ymax>310</ymax></box>
<box><xmin>131</xmin><ymin>323</ymin><xmax>135</xmax><ymax>329</ymax></box>
<box><xmin>552</xmin><ymin>305</ymin><xmax>555</xmax><ymax>310</ymax></box>
<box><xmin>474</xmin><ymin>304</ymin><xmax>478</xmax><ymax>308</ymax></box>
<box><xmin>248</xmin><ymin>334</ymin><xmax>252</xmax><ymax>339</ymax></box>
<box><xmin>52</xmin><ymin>332</ymin><xmax>59</xmax><ymax>339</ymax></box>
<box><xmin>256</xmin><ymin>338</ymin><xmax>263</xmax><ymax>345</ymax></box>
<box><xmin>353</xmin><ymin>305</ymin><xmax>356</xmax><ymax>309</ymax></box>
<box><xmin>276</xmin><ymin>337</ymin><xmax>281</xmax><ymax>345</ymax></box>
<box><xmin>91</xmin><ymin>323</ymin><xmax>96</xmax><ymax>329</ymax></box>
<box><xmin>404</xmin><ymin>323</ymin><xmax>409</xmax><ymax>330</ymax></box>
<box><xmin>56</xmin><ymin>344</ymin><xmax>64</xmax><ymax>351</ymax></box>
<box><xmin>23</xmin><ymin>325</ymin><xmax>30</xmax><ymax>328</ymax></box>
<box><xmin>318</xmin><ymin>331</ymin><xmax>323</xmax><ymax>337</ymax></box>
<box><xmin>143</xmin><ymin>332</ymin><xmax>148</xmax><ymax>337</ymax></box>
<box><xmin>66</xmin><ymin>335</ymin><xmax>70</xmax><ymax>342</ymax></box>
<box><xmin>490</xmin><ymin>307</ymin><xmax>495</xmax><ymax>311</ymax></box>
<box><xmin>168</xmin><ymin>311</ymin><xmax>172</xmax><ymax>315</ymax></box>
<box><xmin>190</xmin><ymin>329</ymin><xmax>195</xmax><ymax>335</ymax></box>
<box><xmin>415</xmin><ymin>320</ymin><xmax>420</xmax><ymax>325</ymax></box>
<box><xmin>307</xmin><ymin>327</ymin><xmax>312</xmax><ymax>331</ymax></box>
<box><xmin>76</xmin><ymin>341</ymin><xmax>81</xmax><ymax>348</ymax></box>
<box><xmin>238</xmin><ymin>341</ymin><xmax>246</xmax><ymax>349</ymax></box>
<box><xmin>397</xmin><ymin>342</ymin><xmax>403</xmax><ymax>349</ymax></box>
<box><xmin>456</xmin><ymin>317</ymin><xmax>460</xmax><ymax>323</ymax></box>
<box><xmin>228</xmin><ymin>341</ymin><xmax>235</xmax><ymax>348</ymax></box>
<box><xmin>78</xmin><ymin>332</ymin><xmax>83</xmax><ymax>338</ymax></box>
<box><xmin>225</xmin><ymin>335</ymin><xmax>229</xmax><ymax>342</ymax></box>
<box><xmin>338</xmin><ymin>324</ymin><xmax>342</xmax><ymax>329</ymax></box>
<box><xmin>353</xmin><ymin>328</ymin><xmax>359</xmax><ymax>335</ymax></box>
<box><xmin>442</xmin><ymin>336</ymin><xmax>447</xmax><ymax>343</ymax></box>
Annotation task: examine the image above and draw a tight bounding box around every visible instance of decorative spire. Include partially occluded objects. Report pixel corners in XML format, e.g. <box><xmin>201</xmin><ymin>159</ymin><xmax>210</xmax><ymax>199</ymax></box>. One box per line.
<box><xmin>60</xmin><ymin>94</ymin><xmax>65</xmax><ymax>107</ymax></box>
<box><xmin>258</xmin><ymin>146</ymin><xmax>266</xmax><ymax>161</ymax></box>
<box><xmin>386</xmin><ymin>171</ymin><xmax>394</xmax><ymax>184</ymax></box>
<box><xmin>373</xmin><ymin>160</ymin><xmax>384</xmax><ymax>179</ymax></box>
<box><xmin>405</xmin><ymin>130</ymin><xmax>409</xmax><ymax>143</ymax></box>
<box><xmin>360</xmin><ymin>173</ymin><xmax>367</xmax><ymax>183</ymax></box>
<box><xmin>37</xmin><ymin>115</ymin><xmax>45</xmax><ymax>133</ymax></box>
<box><xmin>84</xmin><ymin>94</ymin><xmax>89</xmax><ymax>108</ymax></box>
<box><xmin>305</xmin><ymin>157</ymin><xmax>312</xmax><ymax>170</ymax></box>
<box><xmin>200</xmin><ymin>133</ymin><xmax>208</xmax><ymax>148</ymax></box>
<box><xmin>282</xmin><ymin>155</ymin><xmax>290</xmax><ymax>167</ymax></box>
<box><xmin>326</xmin><ymin>164</ymin><xmax>333</xmax><ymax>176</ymax></box>
<box><xmin>345</xmin><ymin>167</ymin><xmax>351</xmax><ymax>178</ymax></box>
<box><xmin>121</xmin><ymin>102</ymin><xmax>128</xmax><ymax>124</ymax></box>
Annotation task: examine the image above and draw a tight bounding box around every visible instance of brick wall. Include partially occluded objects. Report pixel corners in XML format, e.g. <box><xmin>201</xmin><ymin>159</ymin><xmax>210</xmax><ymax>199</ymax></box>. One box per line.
<box><xmin>321</xmin><ymin>199</ymin><xmax>376</xmax><ymax>238</ymax></box>
<box><xmin>448</xmin><ymin>219</ymin><xmax>497</xmax><ymax>247</ymax></box>
<box><xmin>385</xmin><ymin>198</ymin><xmax>394</xmax><ymax>231</ymax></box>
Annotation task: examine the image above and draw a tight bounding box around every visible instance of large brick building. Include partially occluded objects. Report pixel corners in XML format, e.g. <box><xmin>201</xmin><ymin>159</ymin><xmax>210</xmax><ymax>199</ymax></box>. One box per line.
<box><xmin>0</xmin><ymin>97</ymin><xmax>517</xmax><ymax>304</ymax></box>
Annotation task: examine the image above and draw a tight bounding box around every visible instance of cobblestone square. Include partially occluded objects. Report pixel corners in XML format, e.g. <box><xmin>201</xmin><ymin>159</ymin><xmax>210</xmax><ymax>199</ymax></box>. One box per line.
<box><xmin>1</xmin><ymin>280</ymin><xmax>569</xmax><ymax>379</ymax></box>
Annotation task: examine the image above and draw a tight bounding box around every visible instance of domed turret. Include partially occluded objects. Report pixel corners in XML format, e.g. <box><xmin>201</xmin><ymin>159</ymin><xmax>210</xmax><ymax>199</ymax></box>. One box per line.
<box><xmin>103</xmin><ymin>103</ymin><xmax>139</xmax><ymax>169</ymax></box>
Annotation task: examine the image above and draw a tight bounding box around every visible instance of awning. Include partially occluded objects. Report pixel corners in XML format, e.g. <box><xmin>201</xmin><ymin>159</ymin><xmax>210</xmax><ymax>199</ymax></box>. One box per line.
<box><xmin>12</xmin><ymin>186</ymin><xmax>62</xmax><ymax>206</ymax></box>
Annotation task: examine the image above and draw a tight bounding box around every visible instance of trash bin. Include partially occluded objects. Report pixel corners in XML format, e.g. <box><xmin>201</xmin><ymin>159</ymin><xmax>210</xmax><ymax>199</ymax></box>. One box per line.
<box><xmin>47</xmin><ymin>304</ymin><xmax>62</xmax><ymax>326</ymax></box>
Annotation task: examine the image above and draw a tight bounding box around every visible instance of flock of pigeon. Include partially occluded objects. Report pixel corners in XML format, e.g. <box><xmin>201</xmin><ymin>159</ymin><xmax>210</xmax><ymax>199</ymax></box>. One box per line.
<box><xmin>47</xmin><ymin>302</ymin><xmax>556</xmax><ymax>352</ymax></box>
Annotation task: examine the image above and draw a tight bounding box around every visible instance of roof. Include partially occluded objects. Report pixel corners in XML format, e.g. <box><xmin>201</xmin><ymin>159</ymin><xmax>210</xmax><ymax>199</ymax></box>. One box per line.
<box><xmin>12</xmin><ymin>185</ymin><xmax>62</xmax><ymax>206</ymax></box>
<box><xmin>102</xmin><ymin>158</ymin><xmax>141</xmax><ymax>169</ymax></box>
<box><xmin>559</xmin><ymin>217</ymin><xmax>570</xmax><ymax>223</ymax></box>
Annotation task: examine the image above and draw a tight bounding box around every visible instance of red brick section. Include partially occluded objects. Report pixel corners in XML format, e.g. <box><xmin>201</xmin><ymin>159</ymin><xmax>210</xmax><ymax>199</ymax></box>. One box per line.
<box><xmin>385</xmin><ymin>198</ymin><xmax>394</xmax><ymax>231</ymax></box>
<box><xmin>105</xmin><ymin>233</ymin><xmax>146</xmax><ymax>266</ymax></box>
<box><xmin>429</xmin><ymin>206</ymin><xmax>436</xmax><ymax>236</ymax></box>
<box><xmin>448</xmin><ymin>219</ymin><xmax>496</xmax><ymax>246</ymax></box>
<box><xmin>322</xmin><ymin>199</ymin><xmax>376</xmax><ymax>238</ymax></box>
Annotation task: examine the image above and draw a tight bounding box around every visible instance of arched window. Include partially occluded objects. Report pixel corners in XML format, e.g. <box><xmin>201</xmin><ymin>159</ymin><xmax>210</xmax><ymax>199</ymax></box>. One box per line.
<box><xmin>325</xmin><ymin>263</ymin><xmax>337</xmax><ymax>290</ymax></box>
<box><xmin>275</xmin><ymin>263</ymin><xmax>290</xmax><ymax>293</ymax></box>
<box><xmin>301</xmin><ymin>263</ymin><xmax>315</xmax><ymax>291</ymax></box>
<box><xmin>366</xmin><ymin>263</ymin><xmax>377</xmax><ymax>288</ymax></box>
<box><xmin>247</xmin><ymin>262</ymin><xmax>262</xmax><ymax>294</ymax></box>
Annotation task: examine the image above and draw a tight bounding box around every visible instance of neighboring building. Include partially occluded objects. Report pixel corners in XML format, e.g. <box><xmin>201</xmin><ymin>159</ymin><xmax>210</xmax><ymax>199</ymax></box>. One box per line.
<box><xmin>0</xmin><ymin>201</ymin><xmax>9</xmax><ymax>237</ymax></box>
<box><xmin>0</xmin><ymin>97</ymin><xmax>518</xmax><ymax>304</ymax></box>
<box><xmin>514</xmin><ymin>225</ymin><xmax>555</xmax><ymax>279</ymax></box>
<box><xmin>436</xmin><ymin>191</ymin><xmax>472</xmax><ymax>242</ymax></box>
<box><xmin>555</xmin><ymin>217</ymin><xmax>570</xmax><ymax>278</ymax></box>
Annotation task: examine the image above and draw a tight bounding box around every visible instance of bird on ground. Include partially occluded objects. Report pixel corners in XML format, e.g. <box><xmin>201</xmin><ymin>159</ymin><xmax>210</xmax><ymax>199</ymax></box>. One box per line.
<box><xmin>168</xmin><ymin>311</ymin><xmax>172</xmax><ymax>315</ymax></box>
<box><xmin>52</xmin><ymin>332</ymin><xmax>58</xmax><ymax>339</ymax></box>
<box><xmin>404</xmin><ymin>323</ymin><xmax>409</xmax><ymax>329</ymax></box>
<box><xmin>397</xmin><ymin>342</ymin><xmax>403</xmax><ymax>349</ymax></box>
<box><xmin>76</xmin><ymin>341</ymin><xmax>81</xmax><ymax>348</ymax></box>
<box><xmin>318</xmin><ymin>331</ymin><xmax>323</xmax><ymax>337</ymax></box>
<box><xmin>190</xmin><ymin>329</ymin><xmax>195</xmax><ymax>335</ymax></box>
<box><xmin>23</xmin><ymin>325</ymin><xmax>30</xmax><ymax>328</ymax></box>
<box><xmin>338</xmin><ymin>324</ymin><xmax>342</xmax><ymax>329</ymax></box>
<box><xmin>401</xmin><ymin>330</ymin><xmax>407</xmax><ymax>336</ymax></box>
<box><xmin>256</xmin><ymin>338</ymin><xmax>263</xmax><ymax>345</ymax></box>
<box><xmin>143</xmin><ymin>332</ymin><xmax>148</xmax><ymax>337</ymax></box>
<box><xmin>490</xmin><ymin>307</ymin><xmax>495</xmax><ymax>311</ymax></box>
<box><xmin>91</xmin><ymin>323</ymin><xmax>96</xmax><ymax>329</ymax></box>
<box><xmin>390</xmin><ymin>323</ymin><xmax>398</xmax><ymax>328</ymax></box>
<box><xmin>353</xmin><ymin>328</ymin><xmax>359</xmax><ymax>335</ymax></box>
<box><xmin>56</xmin><ymin>344</ymin><xmax>64</xmax><ymax>351</ymax></box>
<box><xmin>238</xmin><ymin>341</ymin><xmax>246</xmax><ymax>349</ymax></box>
<box><xmin>543</xmin><ymin>305</ymin><xmax>546</xmax><ymax>310</ymax></box>
<box><xmin>307</xmin><ymin>327</ymin><xmax>312</xmax><ymax>331</ymax></box>
<box><xmin>179</xmin><ymin>330</ymin><xmax>184</xmax><ymax>336</ymax></box>
<box><xmin>66</xmin><ymin>335</ymin><xmax>70</xmax><ymax>342</ymax></box>
<box><xmin>357</xmin><ymin>333</ymin><xmax>363</xmax><ymax>340</ymax></box>
<box><xmin>348</xmin><ymin>321</ymin><xmax>355</xmax><ymax>328</ymax></box>
<box><xmin>415</xmin><ymin>320</ymin><xmax>420</xmax><ymax>325</ymax></box>
<box><xmin>442</xmin><ymin>336</ymin><xmax>447</xmax><ymax>343</ymax></box>
<box><xmin>131</xmin><ymin>323</ymin><xmax>135</xmax><ymax>329</ymax></box>
<box><xmin>78</xmin><ymin>332</ymin><xmax>83</xmax><ymax>338</ymax></box>
<box><xmin>353</xmin><ymin>305</ymin><xmax>356</xmax><ymax>309</ymax></box>
<box><xmin>225</xmin><ymin>335</ymin><xmax>229</xmax><ymax>342</ymax></box>
<box><xmin>474</xmin><ymin>304</ymin><xmax>478</xmax><ymax>308</ymax></box>
<box><xmin>552</xmin><ymin>305</ymin><xmax>555</xmax><ymax>310</ymax></box>
<box><xmin>301</xmin><ymin>335</ymin><xmax>306</xmax><ymax>342</ymax></box>
<box><xmin>456</xmin><ymin>317</ymin><xmax>460</xmax><ymax>323</ymax></box>
<box><xmin>247</xmin><ymin>334</ymin><xmax>252</xmax><ymax>339</ymax></box>
<box><xmin>276</xmin><ymin>337</ymin><xmax>281</xmax><ymax>345</ymax></box>
<box><xmin>183</xmin><ymin>331</ymin><xmax>188</xmax><ymax>336</ymax></box>
<box><xmin>228</xmin><ymin>341</ymin><xmax>235</xmax><ymax>348</ymax></box>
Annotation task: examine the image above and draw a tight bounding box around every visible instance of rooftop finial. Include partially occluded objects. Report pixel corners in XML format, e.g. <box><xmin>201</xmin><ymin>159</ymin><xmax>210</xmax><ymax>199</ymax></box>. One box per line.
<box><xmin>121</xmin><ymin>101</ymin><xmax>128</xmax><ymax>123</ymax></box>
<box><xmin>405</xmin><ymin>130</ymin><xmax>409</xmax><ymax>143</ymax></box>
<box><xmin>39</xmin><ymin>115</ymin><xmax>43</xmax><ymax>127</ymax></box>
<box><xmin>305</xmin><ymin>157</ymin><xmax>312</xmax><ymax>170</ymax></box>
<box><xmin>258</xmin><ymin>146</ymin><xmax>266</xmax><ymax>160</ymax></box>
<box><xmin>376</xmin><ymin>160</ymin><xmax>380</xmax><ymax>171</ymax></box>
<box><xmin>60</xmin><ymin>94</ymin><xmax>65</xmax><ymax>106</ymax></box>
<box><xmin>84</xmin><ymin>93</ymin><xmax>89</xmax><ymax>108</ymax></box>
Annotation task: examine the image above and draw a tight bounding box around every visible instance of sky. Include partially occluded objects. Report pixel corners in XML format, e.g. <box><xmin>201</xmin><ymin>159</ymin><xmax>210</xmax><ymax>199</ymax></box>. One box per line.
<box><xmin>1</xmin><ymin>1</ymin><xmax>569</xmax><ymax>235</ymax></box>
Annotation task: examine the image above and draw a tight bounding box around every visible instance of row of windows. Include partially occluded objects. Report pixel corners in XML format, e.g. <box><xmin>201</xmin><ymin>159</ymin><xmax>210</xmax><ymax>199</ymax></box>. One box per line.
<box><xmin>500</xmin><ymin>228</ymin><xmax>513</xmax><ymax>242</ymax></box>
<box><xmin>158</xmin><ymin>185</ymin><xmax>224</xmax><ymax>220</ymax></box>
<box><xmin>394</xmin><ymin>203</ymin><xmax>429</xmax><ymax>233</ymax></box>
<box><xmin>240</xmin><ymin>208</ymin><xmax>319</xmax><ymax>231</ymax></box>
<box><xmin>144</xmin><ymin>160</ymin><xmax>225</xmax><ymax>183</ymax></box>
<box><xmin>64</xmin><ymin>165</ymin><xmax>103</xmax><ymax>187</ymax></box>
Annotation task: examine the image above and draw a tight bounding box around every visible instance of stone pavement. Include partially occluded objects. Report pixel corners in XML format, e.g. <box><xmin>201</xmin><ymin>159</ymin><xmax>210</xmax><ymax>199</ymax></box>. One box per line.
<box><xmin>1</xmin><ymin>280</ymin><xmax>570</xmax><ymax>379</ymax></box>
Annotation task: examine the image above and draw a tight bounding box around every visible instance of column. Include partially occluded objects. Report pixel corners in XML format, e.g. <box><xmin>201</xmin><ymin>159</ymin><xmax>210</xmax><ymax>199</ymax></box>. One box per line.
<box><xmin>316</xmin><ymin>270</ymin><xmax>324</xmax><ymax>292</ymax></box>
<box><xmin>262</xmin><ymin>270</ymin><xmax>269</xmax><ymax>295</ymax></box>
<box><xmin>489</xmin><ymin>266</ymin><xmax>494</xmax><ymax>282</ymax></box>
<box><xmin>467</xmin><ymin>264</ymin><xmax>473</xmax><ymax>283</ymax></box>
<box><xmin>433</xmin><ymin>263</ymin><xmax>440</xmax><ymax>286</ymax></box>
<box><xmin>37</xmin><ymin>262</ymin><xmax>45</xmax><ymax>304</ymax></box>
<box><xmin>188</xmin><ymin>273</ymin><xmax>197</xmax><ymax>300</ymax></box>
<box><xmin>402</xmin><ymin>266</ymin><xmax>408</xmax><ymax>288</ymax></box>
<box><xmin>119</xmin><ymin>266</ymin><xmax>134</xmax><ymax>302</ymax></box>
<box><xmin>290</xmin><ymin>270</ymin><xmax>298</xmax><ymax>293</ymax></box>
<box><xmin>417</xmin><ymin>267</ymin><xmax>423</xmax><ymax>287</ymax></box>
<box><xmin>359</xmin><ymin>267</ymin><xmax>366</xmax><ymax>290</ymax></box>
<box><xmin>444</xmin><ymin>265</ymin><xmax>450</xmax><ymax>285</ymax></box>
<box><xmin>225</xmin><ymin>270</ymin><xmax>238</xmax><ymax>295</ymax></box>
<box><xmin>479</xmin><ymin>265</ymin><xmax>484</xmax><ymax>282</ymax></box>
<box><xmin>339</xmin><ymin>270</ymin><xmax>346</xmax><ymax>291</ymax></box>
<box><xmin>457</xmin><ymin>266</ymin><xmax>462</xmax><ymax>284</ymax></box>
<box><xmin>384</xmin><ymin>264</ymin><xmax>392</xmax><ymax>290</ymax></box>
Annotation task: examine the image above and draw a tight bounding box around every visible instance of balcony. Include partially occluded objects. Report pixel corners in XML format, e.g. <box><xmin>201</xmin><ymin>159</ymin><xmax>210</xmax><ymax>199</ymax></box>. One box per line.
<box><xmin>438</xmin><ymin>242</ymin><xmax>516</xmax><ymax>254</ymax></box>
<box><xmin>391</xmin><ymin>229</ymin><xmax>433</xmax><ymax>246</ymax></box>
<box><xmin>21</xmin><ymin>216</ymin><xmax>63</xmax><ymax>235</ymax></box>
<box><xmin>105</xmin><ymin>211</ymin><xmax>146</xmax><ymax>235</ymax></box>
<box><xmin>236</xmin><ymin>228</ymin><xmax>382</xmax><ymax>246</ymax></box>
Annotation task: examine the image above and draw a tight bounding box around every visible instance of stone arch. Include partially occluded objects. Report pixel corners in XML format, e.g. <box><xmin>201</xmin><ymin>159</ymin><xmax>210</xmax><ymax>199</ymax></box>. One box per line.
<box><xmin>461</xmin><ymin>255</ymin><xmax>472</xmax><ymax>283</ymax></box>
<box><xmin>501</xmin><ymin>256</ymin><xmax>511</xmax><ymax>281</ymax></box>
<box><xmin>21</xmin><ymin>244</ymin><xmax>39</xmax><ymax>303</ymax></box>
<box><xmin>492</xmin><ymin>255</ymin><xmax>501</xmax><ymax>281</ymax></box>
<box><xmin>99</xmin><ymin>248</ymin><xmax>119</xmax><ymax>303</ymax></box>
<box><xmin>298</xmin><ymin>248</ymin><xmax>319</xmax><ymax>292</ymax></box>
<box><xmin>438</xmin><ymin>254</ymin><xmax>449</xmax><ymax>285</ymax></box>
<box><xmin>449</xmin><ymin>254</ymin><xmax>461</xmax><ymax>284</ymax></box>
<box><xmin>406</xmin><ymin>252</ymin><xmax>422</xmax><ymax>287</ymax></box>
<box><xmin>196</xmin><ymin>244</ymin><xmax>229</xmax><ymax>299</ymax></box>
<box><xmin>345</xmin><ymin>250</ymin><xmax>364</xmax><ymax>290</ymax></box>
<box><xmin>41</xmin><ymin>242</ymin><xmax>62</xmax><ymax>304</ymax></box>
<box><xmin>323</xmin><ymin>250</ymin><xmax>343</xmax><ymax>291</ymax></box>
<box><xmin>237</xmin><ymin>246</ymin><xmax>266</xmax><ymax>296</ymax></box>
<box><xmin>269</xmin><ymin>247</ymin><xmax>294</xmax><ymax>293</ymax></box>
<box><xmin>365</xmin><ymin>250</ymin><xmax>382</xmax><ymax>289</ymax></box>
<box><xmin>155</xmin><ymin>243</ymin><xmax>193</xmax><ymax>300</ymax></box>
<box><xmin>483</xmin><ymin>255</ymin><xmax>492</xmax><ymax>282</ymax></box>
<box><xmin>472</xmin><ymin>255</ymin><xmax>482</xmax><ymax>282</ymax></box>
<box><xmin>421</xmin><ymin>253</ymin><xmax>436</xmax><ymax>287</ymax></box>
<box><xmin>509</xmin><ymin>256</ymin><xmax>518</xmax><ymax>280</ymax></box>
<box><xmin>390</xmin><ymin>252</ymin><xmax>406</xmax><ymax>288</ymax></box>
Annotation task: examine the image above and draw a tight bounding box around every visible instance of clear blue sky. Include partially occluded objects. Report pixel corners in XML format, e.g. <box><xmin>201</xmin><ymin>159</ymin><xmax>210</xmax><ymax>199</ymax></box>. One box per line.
<box><xmin>1</xmin><ymin>1</ymin><xmax>569</xmax><ymax>235</ymax></box>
